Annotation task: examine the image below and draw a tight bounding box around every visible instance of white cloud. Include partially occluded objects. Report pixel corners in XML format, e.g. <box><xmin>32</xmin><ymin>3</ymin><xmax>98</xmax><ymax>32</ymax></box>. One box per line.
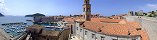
<box><xmin>0</xmin><ymin>0</ymin><xmax>10</xmax><ymax>15</ymax></box>
<box><xmin>138</xmin><ymin>4</ymin><xmax>157</xmax><ymax>12</ymax></box>
<box><xmin>146</xmin><ymin>4</ymin><xmax>157</xmax><ymax>9</ymax></box>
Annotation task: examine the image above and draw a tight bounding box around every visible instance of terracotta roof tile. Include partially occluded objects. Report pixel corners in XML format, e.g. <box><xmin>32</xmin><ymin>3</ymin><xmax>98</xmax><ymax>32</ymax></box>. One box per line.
<box><xmin>127</xmin><ymin>22</ymin><xmax>141</xmax><ymax>28</ymax></box>
<box><xmin>139</xmin><ymin>30</ymin><xmax>149</xmax><ymax>40</ymax></box>
<box><xmin>63</xmin><ymin>18</ymin><xmax>75</xmax><ymax>22</ymax></box>
<box><xmin>83</xmin><ymin>21</ymin><xmax>103</xmax><ymax>32</ymax></box>
<box><xmin>68</xmin><ymin>17</ymin><xmax>149</xmax><ymax>40</ymax></box>
<box><xmin>82</xmin><ymin>20</ymin><xmax>149</xmax><ymax>40</ymax></box>
<box><xmin>91</xmin><ymin>18</ymin><xmax>123</xmax><ymax>23</ymax></box>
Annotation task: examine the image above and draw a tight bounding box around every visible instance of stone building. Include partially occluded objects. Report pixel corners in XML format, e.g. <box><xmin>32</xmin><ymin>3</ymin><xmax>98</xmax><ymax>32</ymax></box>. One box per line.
<box><xmin>66</xmin><ymin>0</ymin><xmax>149</xmax><ymax>40</ymax></box>
<box><xmin>128</xmin><ymin>10</ymin><xmax>145</xmax><ymax>16</ymax></box>
<box><xmin>128</xmin><ymin>11</ymin><xmax>134</xmax><ymax>16</ymax></box>
<box><xmin>71</xmin><ymin>17</ymin><xmax>149</xmax><ymax>40</ymax></box>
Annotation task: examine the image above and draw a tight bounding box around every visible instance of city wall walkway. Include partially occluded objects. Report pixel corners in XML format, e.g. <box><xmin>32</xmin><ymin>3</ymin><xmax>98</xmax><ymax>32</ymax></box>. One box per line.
<box><xmin>125</xmin><ymin>16</ymin><xmax>157</xmax><ymax>40</ymax></box>
<box><xmin>140</xmin><ymin>17</ymin><xmax>157</xmax><ymax>40</ymax></box>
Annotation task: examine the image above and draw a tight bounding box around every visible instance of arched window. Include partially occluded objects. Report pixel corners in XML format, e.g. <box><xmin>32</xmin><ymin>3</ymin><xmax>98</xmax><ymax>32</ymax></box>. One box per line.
<box><xmin>86</xmin><ymin>8</ymin><xmax>90</xmax><ymax>12</ymax></box>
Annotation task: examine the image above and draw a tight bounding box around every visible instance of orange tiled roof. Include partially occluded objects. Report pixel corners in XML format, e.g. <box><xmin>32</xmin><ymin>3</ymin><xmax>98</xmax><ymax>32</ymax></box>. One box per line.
<box><xmin>101</xmin><ymin>23</ymin><xmax>139</xmax><ymax>36</ymax></box>
<box><xmin>83</xmin><ymin>21</ymin><xmax>103</xmax><ymax>32</ymax></box>
<box><xmin>127</xmin><ymin>22</ymin><xmax>141</xmax><ymax>28</ymax></box>
<box><xmin>63</xmin><ymin>17</ymin><xmax>83</xmax><ymax>23</ymax></box>
<box><xmin>81</xmin><ymin>19</ymin><xmax>149</xmax><ymax>40</ymax></box>
<box><xmin>100</xmin><ymin>19</ymin><xmax>122</xmax><ymax>23</ymax></box>
<box><xmin>109</xmin><ymin>16</ymin><xmax>122</xmax><ymax>19</ymax></box>
<box><xmin>91</xmin><ymin>18</ymin><xmax>101</xmax><ymax>22</ymax></box>
<box><xmin>63</xmin><ymin>18</ymin><xmax>75</xmax><ymax>22</ymax></box>
<box><xmin>91</xmin><ymin>18</ymin><xmax>123</xmax><ymax>23</ymax></box>
<box><xmin>139</xmin><ymin>30</ymin><xmax>149</xmax><ymax>40</ymax></box>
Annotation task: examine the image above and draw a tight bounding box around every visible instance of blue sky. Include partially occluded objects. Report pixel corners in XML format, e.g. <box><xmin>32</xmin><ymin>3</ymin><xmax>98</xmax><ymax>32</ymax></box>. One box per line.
<box><xmin>3</xmin><ymin>0</ymin><xmax>157</xmax><ymax>16</ymax></box>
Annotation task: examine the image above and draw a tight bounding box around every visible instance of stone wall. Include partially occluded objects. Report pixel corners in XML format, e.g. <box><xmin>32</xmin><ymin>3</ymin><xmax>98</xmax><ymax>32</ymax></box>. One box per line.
<box><xmin>59</xmin><ymin>29</ymin><xmax>70</xmax><ymax>40</ymax></box>
<box><xmin>124</xmin><ymin>16</ymin><xmax>157</xmax><ymax>40</ymax></box>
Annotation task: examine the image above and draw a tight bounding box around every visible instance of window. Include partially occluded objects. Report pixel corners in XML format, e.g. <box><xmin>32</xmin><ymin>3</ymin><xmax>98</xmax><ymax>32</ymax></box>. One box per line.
<box><xmin>77</xmin><ymin>27</ymin><xmax>78</xmax><ymax>30</ymax></box>
<box><xmin>87</xmin><ymin>8</ymin><xmax>90</xmax><ymax>12</ymax></box>
<box><xmin>92</xmin><ymin>34</ymin><xmax>95</xmax><ymax>38</ymax></box>
<box><xmin>95</xmin><ymin>37</ymin><xmax>98</xmax><ymax>40</ymax></box>
<box><xmin>132</xmin><ymin>39</ymin><xmax>136</xmax><ymax>40</ymax></box>
<box><xmin>83</xmin><ymin>8</ymin><xmax>85</xmax><ymax>12</ymax></box>
<box><xmin>80</xmin><ymin>29</ymin><xmax>82</xmax><ymax>32</ymax></box>
<box><xmin>101</xmin><ymin>36</ymin><xmax>105</xmax><ymax>40</ymax></box>
<box><xmin>85</xmin><ymin>31</ymin><xmax>87</xmax><ymax>35</ymax></box>
<box><xmin>112</xmin><ymin>39</ymin><xmax>118</xmax><ymax>40</ymax></box>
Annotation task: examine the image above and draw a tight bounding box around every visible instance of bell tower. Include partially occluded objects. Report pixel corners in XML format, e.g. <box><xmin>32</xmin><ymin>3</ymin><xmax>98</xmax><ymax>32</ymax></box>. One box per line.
<box><xmin>83</xmin><ymin>0</ymin><xmax>91</xmax><ymax>21</ymax></box>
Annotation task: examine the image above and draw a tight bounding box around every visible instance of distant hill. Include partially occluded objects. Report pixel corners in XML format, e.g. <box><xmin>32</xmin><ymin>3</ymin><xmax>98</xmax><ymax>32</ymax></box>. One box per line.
<box><xmin>25</xmin><ymin>13</ymin><xmax>45</xmax><ymax>17</ymax></box>
<box><xmin>0</xmin><ymin>13</ymin><xmax>4</xmax><ymax>17</ymax></box>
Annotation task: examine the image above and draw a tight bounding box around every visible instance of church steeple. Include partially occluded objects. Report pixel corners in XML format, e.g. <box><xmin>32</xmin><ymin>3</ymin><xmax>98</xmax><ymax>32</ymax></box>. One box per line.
<box><xmin>83</xmin><ymin>0</ymin><xmax>91</xmax><ymax>21</ymax></box>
